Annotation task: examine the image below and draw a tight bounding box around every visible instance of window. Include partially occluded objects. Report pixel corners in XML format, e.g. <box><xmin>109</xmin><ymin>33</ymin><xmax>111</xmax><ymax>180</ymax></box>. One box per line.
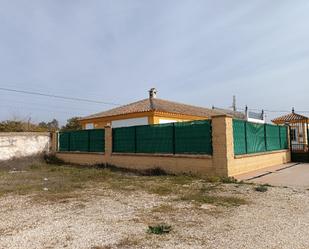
<box><xmin>85</xmin><ymin>123</ymin><xmax>94</xmax><ymax>130</ymax></box>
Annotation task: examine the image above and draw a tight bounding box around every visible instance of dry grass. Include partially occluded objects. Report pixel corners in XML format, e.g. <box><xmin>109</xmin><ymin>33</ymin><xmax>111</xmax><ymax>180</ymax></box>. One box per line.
<box><xmin>0</xmin><ymin>162</ymin><xmax>247</xmax><ymax>207</ymax></box>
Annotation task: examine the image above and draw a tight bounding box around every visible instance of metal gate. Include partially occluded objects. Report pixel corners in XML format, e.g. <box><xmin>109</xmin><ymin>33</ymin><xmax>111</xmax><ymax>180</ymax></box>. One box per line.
<box><xmin>290</xmin><ymin>126</ymin><xmax>309</xmax><ymax>162</ymax></box>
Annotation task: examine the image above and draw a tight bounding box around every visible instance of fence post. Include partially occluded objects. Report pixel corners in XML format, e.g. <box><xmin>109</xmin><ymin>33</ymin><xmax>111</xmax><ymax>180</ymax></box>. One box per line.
<box><xmin>87</xmin><ymin>130</ymin><xmax>91</xmax><ymax>152</ymax></box>
<box><xmin>172</xmin><ymin>123</ymin><xmax>176</xmax><ymax>154</ymax></box>
<box><xmin>134</xmin><ymin>126</ymin><xmax>137</xmax><ymax>153</ymax></box>
<box><xmin>212</xmin><ymin>115</ymin><xmax>234</xmax><ymax>177</ymax></box>
<box><xmin>68</xmin><ymin>132</ymin><xmax>71</xmax><ymax>152</ymax></box>
<box><xmin>244</xmin><ymin>121</ymin><xmax>248</xmax><ymax>154</ymax></box>
<box><xmin>264</xmin><ymin>124</ymin><xmax>267</xmax><ymax>151</ymax></box>
<box><xmin>279</xmin><ymin>126</ymin><xmax>282</xmax><ymax>149</ymax></box>
<box><xmin>104</xmin><ymin>124</ymin><xmax>112</xmax><ymax>159</ymax></box>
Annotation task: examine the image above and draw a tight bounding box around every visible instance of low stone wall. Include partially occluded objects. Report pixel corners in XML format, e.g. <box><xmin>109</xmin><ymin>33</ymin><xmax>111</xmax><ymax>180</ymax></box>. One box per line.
<box><xmin>56</xmin><ymin>152</ymin><xmax>106</xmax><ymax>165</ymax></box>
<box><xmin>0</xmin><ymin>132</ymin><xmax>51</xmax><ymax>161</ymax></box>
<box><xmin>228</xmin><ymin>150</ymin><xmax>291</xmax><ymax>176</ymax></box>
<box><xmin>56</xmin><ymin>152</ymin><xmax>214</xmax><ymax>175</ymax></box>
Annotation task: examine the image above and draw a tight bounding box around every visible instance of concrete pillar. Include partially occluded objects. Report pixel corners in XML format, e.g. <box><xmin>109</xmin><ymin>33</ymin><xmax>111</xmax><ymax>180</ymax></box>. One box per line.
<box><xmin>211</xmin><ymin>115</ymin><xmax>234</xmax><ymax>177</ymax></box>
<box><xmin>104</xmin><ymin>125</ymin><xmax>112</xmax><ymax>160</ymax></box>
<box><xmin>50</xmin><ymin>132</ymin><xmax>58</xmax><ymax>152</ymax></box>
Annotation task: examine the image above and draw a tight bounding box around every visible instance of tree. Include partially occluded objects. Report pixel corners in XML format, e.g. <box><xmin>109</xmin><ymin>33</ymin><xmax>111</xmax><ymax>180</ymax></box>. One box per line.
<box><xmin>47</xmin><ymin>119</ymin><xmax>59</xmax><ymax>131</ymax></box>
<box><xmin>61</xmin><ymin>117</ymin><xmax>82</xmax><ymax>131</ymax></box>
<box><xmin>0</xmin><ymin>120</ymin><xmax>24</xmax><ymax>132</ymax></box>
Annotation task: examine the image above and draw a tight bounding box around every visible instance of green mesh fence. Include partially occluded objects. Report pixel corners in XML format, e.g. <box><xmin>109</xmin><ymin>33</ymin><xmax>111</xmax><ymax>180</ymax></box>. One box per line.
<box><xmin>112</xmin><ymin>120</ymin><xmax>212</xmax><ymax>155</ymax></box>
<box><xmin>58</xmin><ymin>129</ymin><xmax>105</xmax><ymax>152</ymax></box>
<box><xmin>136</xmin><ymin>123</ymin><xmax>174</xmax><ymax>154</ymax></box>
<box><xmin>174</xmin><ymin>120</ymin><xmax>212</xmax><ymax>154</ymax></box>
<box><xmin>246</xmin><ymin>122</ymin><xmax>266</xmax><ymax>153</ymax></box>
<box><xmin>233</xmin><ymin>120</ymin><xmax>287</xmax><ymax>155</ymax></box>
<box><xmin>70</xmin><ymin>130</ymin><xmax>89</xmax><ymax>152</ymax></box>
<box><xmin>112</xmin><ymin>127</ymin><xmax>136</xmax><ymax>153</ymax></box>
<box><xmin>89</xmin><ymin>129</ymin><xmax>105</xmax><ymax>152</ymax></box>
<box><xmin>280</xmin><ymin>126</ymin><xmax>288</xmax><ymax>149</ymax></box>
<box><xmin>266</xmin><ymin>124</ymin><xmax>281</xmax><ymax>151</ymax></box>
<box><xmin>233</xmin><ymin>120</ymin><xmax>247</xmax><ymax>155</ymax></box>
<box><xmin>59</xmin><ymin>132</ymin><xmax>70</xmax><ymax>151</ymax></box>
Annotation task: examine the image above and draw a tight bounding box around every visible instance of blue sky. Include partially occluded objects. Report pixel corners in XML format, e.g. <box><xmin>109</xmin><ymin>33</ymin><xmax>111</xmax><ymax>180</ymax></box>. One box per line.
<box><xmin>1</xmin><ymin>0</ymin><xmax>309</xmax><ymax>124</ymax></box>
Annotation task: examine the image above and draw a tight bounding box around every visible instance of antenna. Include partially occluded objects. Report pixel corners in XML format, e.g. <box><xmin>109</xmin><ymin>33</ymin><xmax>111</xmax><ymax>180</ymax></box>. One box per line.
<box><xmin>232</xmin><ymin>95</ymin><xmax>236</xmax><ymax>112</ymax></box>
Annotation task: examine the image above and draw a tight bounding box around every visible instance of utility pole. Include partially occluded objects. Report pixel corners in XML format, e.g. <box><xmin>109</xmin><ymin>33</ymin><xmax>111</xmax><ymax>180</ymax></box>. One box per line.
<box><xmin>232</xmin><ymin>95</ymin><xmax>236</xmax><ymax>112</ymax></box>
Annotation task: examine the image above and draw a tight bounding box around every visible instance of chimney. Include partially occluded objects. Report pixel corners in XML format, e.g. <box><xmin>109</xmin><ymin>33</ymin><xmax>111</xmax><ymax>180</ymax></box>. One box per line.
<box><xmin>149</xmin><ymin>88</ymin><xmax>157</xmax><ymax>99</ymax></box>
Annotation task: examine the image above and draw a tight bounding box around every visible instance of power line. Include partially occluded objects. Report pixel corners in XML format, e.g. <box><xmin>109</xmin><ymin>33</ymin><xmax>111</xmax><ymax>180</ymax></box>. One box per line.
<box><xmin>0</xmin><ymin>87</ymin><xmax>121</xmax><ymax>106</ymax></box>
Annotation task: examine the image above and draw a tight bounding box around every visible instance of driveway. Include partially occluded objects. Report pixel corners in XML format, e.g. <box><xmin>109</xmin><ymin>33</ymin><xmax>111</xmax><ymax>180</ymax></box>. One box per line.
<box><xmin>235</xmin><ymin>163</ymin><xmax>309</xmax><ymax>188</ymax></box>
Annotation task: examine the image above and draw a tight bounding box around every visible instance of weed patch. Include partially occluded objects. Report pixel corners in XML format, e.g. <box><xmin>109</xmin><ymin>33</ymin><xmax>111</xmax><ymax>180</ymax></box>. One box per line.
<box><xmin>254</xmin><ymin>185</ymin><xmax>268</xmax><ymax>192</ymax></box>
<box><xmin>147</xmin><ymin>224</ymin><xmax>172</xmax><ymax>235</ymax></box>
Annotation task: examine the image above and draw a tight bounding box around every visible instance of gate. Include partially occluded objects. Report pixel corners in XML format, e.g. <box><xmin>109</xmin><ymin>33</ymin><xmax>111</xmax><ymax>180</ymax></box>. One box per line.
<box><xmin>290</xmin><ymin>127</ymin><xmax>309</xmax><ymax>162</ymax></box>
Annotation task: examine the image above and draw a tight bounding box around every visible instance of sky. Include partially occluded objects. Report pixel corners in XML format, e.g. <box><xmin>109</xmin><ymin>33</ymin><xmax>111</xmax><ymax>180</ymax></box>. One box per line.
<box><xmin>1</xmin><ymin>0</ymin><xmax>309</xmax><ymax>124</ymax></box>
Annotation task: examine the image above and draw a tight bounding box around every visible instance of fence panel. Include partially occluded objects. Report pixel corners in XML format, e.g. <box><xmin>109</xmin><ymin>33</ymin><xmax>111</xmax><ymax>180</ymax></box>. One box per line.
<box><xmin>112</xmin><ymin>127</ymin><xmax>136</xmax><ymax>153</ymax></box>
<box><xmin>233</xmin><ymin>119</ymin><xmax>288</xmax><ymax>155</ymax></box>
<box><xmin>89</xmin><ymin>129</ymin><xmax>105</xmax><ymax>152</ymax></box>
<box><xmin>246</xmin><ymin>122</ymin><xmax>266</xmax><ymax>154</ymax></box>
<box><xmin>233</xmin><ymin>120</ymin><xmax>247</xmax><ymax>155</ymax></box>
<box><xmin>136</xmin><ymin>124</ymin><xmax>173</xmax><ymax>153</ymax></box>
<box><xmin>174</xmin><ymin>120</ymin><xmax>212</xmax><ymax>154</ymax></box>
<box><xmin>59</xmin><ymin>132</ymin><xmax>70</xmax><ymax>151</ymax></box>
<box><xmin>70</xmin><ymin>130</ymin><xmax>90</xmax><ymax>152</ymax></box>
<box><xmin>58</xmin><ymin>129</ymin><xmax>105</xmax><ymax>152</ymax></box>
<box><xmin>266</xmin><ymin>124</ymin><xmax>281</xmax><ymax>151</ymax></box>
<box><xmin>280</xmin><ymin>126</ymin><xmax>288</xmax><ymax>149</ymax></box>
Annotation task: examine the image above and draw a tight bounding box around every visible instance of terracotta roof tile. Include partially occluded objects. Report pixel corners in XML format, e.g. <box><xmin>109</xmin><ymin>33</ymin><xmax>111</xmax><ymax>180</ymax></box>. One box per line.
<box><xmin>272</xmin><ymin>112</ymin><xmax>309</xmax><ymax>124</ymax></box>
<box><xmin>81</xmin><ymin>98</ymin><xmax>245</xmax><ymax>120</ymax></box>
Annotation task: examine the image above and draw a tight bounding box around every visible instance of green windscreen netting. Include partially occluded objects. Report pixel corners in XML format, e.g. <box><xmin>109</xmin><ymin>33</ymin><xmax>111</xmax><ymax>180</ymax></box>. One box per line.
<box><xmin>112</xmin><ymin>127</ymin><xmax>136</xmax><ymax>153</ymax></box>
<box><xmin>246</xmin><ymin>122</ymin><xmax>266</xmax><ymax>153</ymax></box>
<box><xmin>233</xmin><ymin>120</ymin><xmax>247</xmax><ymax>155</ymax></box>
<box><xmin>89</xmin><ymin>129</ymin><xmax>105</xmax><ymax>152</ymax></box>
<box><xmin>233</xmin><ymin>120</ymin><xmax>287</xmax><ymax>155</ymax></box>
<box><xmin>58</xmin><ymin>129</ymin><xmax>105</xmax><ymax>152</ymax></box>
<box><xmin>266</xmin><ymin>124</ymin><xmax>281</xmax><ymax>151</ymax></box>
<box><xmin>59</xmin><ymin>132</ymin><xmax>70</xmax><ymax>151</ymax></box>
<box><xmin>280</xmin><ymin>126</ymin><xmax>288</xmax><ymax>149</ymax></box>
<box><xmin>136</xmin><ymin>123</ymin><xmax>174</xmax><ymax>154</ymax></box>
<box><xmin>174</xmin><ymin>120</ymin><xmax>212</xmax><ymax>154</ymax></box>
<box><xmin>70</xmin><ymin>130</ymin><xmax>89</xmax><ymax>152</ymax></box>
<box><xmin>112</xmin><ymin>120</ymin><xmax>212</xmax><ymax>155</ymax></box>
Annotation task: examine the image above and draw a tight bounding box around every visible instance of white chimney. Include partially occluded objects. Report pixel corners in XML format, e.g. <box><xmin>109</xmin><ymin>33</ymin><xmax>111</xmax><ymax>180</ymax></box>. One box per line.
<box><xmin>149</xmin><ymin>88</ymin><xmax>157</xmax><ymax>99</ymax></box>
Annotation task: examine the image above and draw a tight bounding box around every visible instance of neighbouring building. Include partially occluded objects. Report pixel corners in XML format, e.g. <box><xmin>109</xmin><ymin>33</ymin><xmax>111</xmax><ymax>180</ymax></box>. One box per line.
<box><xmin>272</xmin><ymin>108</ymin><xmax>309</xmax><ymax>151</ymax></box>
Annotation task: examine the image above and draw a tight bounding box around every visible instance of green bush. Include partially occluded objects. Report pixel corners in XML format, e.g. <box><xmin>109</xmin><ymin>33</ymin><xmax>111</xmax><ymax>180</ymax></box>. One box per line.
<box><xmin>254</xmin><ymin>185</ymin><xmax>268</xmax><ymax>192</ymax></box>
<box><xmin>147</xmin><ymin>224</ymin><xmax>171</xmax><ymax>235</ymax></box>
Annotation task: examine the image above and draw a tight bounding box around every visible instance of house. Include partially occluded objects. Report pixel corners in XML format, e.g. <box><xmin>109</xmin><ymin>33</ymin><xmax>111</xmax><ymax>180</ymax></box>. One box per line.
<box><xmin>79</xmin><ymin>88</ymin><xmax>245</xmax><ymax>129</ymax></box>
<box><xmin>272</xmin><ymin>108</ymin><xmax>309</xmax><ymax>151</ymax></box>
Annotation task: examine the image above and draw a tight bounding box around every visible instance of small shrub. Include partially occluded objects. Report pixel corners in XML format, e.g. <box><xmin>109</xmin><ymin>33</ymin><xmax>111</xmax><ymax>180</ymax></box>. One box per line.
<box><xmin>254</xmin><ymin>185</ymin><xmax>268</xmax><ymax>192</ymax></box>
<box><xmin>147</xmin><ymin>224</ymin><xmax>172</xmax><ymax>235</ymax></box>
<box><xmin>44</xmin><ymin>154</ymin><xmax>64</xmax><ymax>165</ymax></box>
<box><xmin>220</xmin><ymin>177</ymin><xmax>238</xmax><ymax>184</ymax></box>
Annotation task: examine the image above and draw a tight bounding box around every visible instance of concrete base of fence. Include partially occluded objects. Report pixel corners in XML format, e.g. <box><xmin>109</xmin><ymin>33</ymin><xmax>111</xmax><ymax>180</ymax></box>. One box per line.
<box><xmin>229</xmin><ymin>150</ymin><xmax>291</xmax><ymax>176</ymax></box>
<box><xmin>56</xmin><ymin>152</ymin><xmax>215</xmax><ymax>176</ymax></box>
<box><xmin>53</xmin><ymin>115</ymin><xmax>292</xmax><ymax>177</ymax></box>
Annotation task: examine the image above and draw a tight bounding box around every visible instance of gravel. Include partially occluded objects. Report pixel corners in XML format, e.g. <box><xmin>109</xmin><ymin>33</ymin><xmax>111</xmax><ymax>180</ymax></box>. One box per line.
<box><xmin>0</xmin><ymin>185</ymin><xmax>308</xmax><ymax>249</ymax></box>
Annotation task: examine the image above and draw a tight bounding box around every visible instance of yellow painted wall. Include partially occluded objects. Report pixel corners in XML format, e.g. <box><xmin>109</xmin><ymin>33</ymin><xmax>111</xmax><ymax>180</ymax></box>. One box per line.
<box><xmin>80</xmin><ymin>111</ymin><xmax>209</xmax><ymax>128</ymax></box>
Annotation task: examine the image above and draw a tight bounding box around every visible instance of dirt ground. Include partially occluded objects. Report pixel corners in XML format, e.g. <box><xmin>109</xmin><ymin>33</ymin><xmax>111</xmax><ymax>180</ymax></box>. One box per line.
<box><xmin>0</xmin><ymin>161</ymin><xmax>308</xmax><ymax>249</ymax></box>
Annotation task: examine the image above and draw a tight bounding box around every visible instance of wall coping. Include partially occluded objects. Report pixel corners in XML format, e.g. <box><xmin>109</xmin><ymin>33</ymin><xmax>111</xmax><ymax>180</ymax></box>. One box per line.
<box><xmin>111</xmin><ymin>152</ymin><xmax>212</xmax><ymax>159</ymax></box>
<box><xmin>0</xmin><ymin>132</ymin><xmax>51</xmax><ymax>136</ymax></box>
<box><xmin>234</xmin><ymin>149</ymin><xmax>289</xmax><ymax>159</ymax></box>
<box><xmin>56</xmin><ymin>151</ymin><xmax>105</xmax><ymax>155</ymax></box>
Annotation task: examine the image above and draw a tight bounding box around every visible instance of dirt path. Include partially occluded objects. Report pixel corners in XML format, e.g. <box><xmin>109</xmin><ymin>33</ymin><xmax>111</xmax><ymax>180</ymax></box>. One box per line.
<box><xmin>0</xmin><ymin>184</ymin><xmax>308</xmax><ymax>249</ymax></box>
